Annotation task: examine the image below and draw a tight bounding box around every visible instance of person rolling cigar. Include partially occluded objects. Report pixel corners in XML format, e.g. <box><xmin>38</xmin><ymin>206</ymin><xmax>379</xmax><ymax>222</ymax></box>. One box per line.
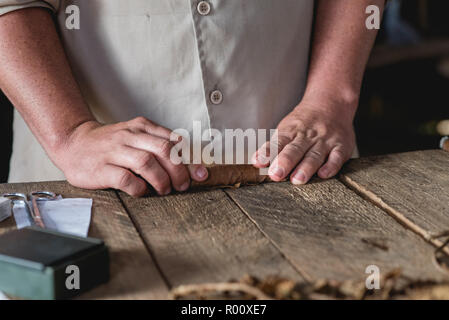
<box><xmin>0</xmin><ymin>1</ymin><xmax>384</xmax><ymax>196</ymax></box>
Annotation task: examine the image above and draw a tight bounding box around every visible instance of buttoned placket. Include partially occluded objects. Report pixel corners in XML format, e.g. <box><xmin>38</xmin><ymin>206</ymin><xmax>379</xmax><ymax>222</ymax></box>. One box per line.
<box><xmin>190</xmin><ymin>0</ymin><xmax>223</xmax><ymax>133</ymax></box>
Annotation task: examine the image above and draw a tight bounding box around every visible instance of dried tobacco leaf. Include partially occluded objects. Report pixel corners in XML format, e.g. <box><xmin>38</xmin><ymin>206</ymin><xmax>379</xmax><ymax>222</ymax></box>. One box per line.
<box><xmin>190</xmin><ymin>165</ymin><xmax>273</xmax><ymax>188</ymax></box>
<box><xmin>170</xmin><ymin>270</ymin><xmax>449</xmax><ymax>300</ymax></box>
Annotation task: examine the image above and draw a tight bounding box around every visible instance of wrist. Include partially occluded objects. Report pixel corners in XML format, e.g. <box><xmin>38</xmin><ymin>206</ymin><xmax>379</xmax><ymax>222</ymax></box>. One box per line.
<box><xmin>48</xmin><ymin>119</ymin><xmax>100</xmax><ymax>158</ymax></box>
<box><xmin>298</xmin><ymin>86</ymin><xmax>359</xmax><ymax>120</ymax></box>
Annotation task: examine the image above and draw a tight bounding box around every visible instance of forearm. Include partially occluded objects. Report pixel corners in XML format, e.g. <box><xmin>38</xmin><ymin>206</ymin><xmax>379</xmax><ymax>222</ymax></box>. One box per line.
<box><xmin>303</xmin><ymin>0</ymin><xmax>384</xmax><ymax>116</ymax></box>
<box><xmin>258</xmin><ymin>1</ymin><xmax>385</xmax><ymax>182</ymax></box>
<box><xmin>0</xmin><ymin>7</ymin><xmax>207</xmax><ymax>196</ymax></box>
<box><xmin>0</xmin><ymin>8</ymin><xmax>95</xmax><ymax>155</ymax></box>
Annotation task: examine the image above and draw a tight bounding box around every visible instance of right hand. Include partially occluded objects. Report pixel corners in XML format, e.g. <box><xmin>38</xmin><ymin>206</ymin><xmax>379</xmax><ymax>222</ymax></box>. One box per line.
<box><xmin>51</xmin><ymin>117</ymin><xmax>208</xmax><ymax>197</ymax></box>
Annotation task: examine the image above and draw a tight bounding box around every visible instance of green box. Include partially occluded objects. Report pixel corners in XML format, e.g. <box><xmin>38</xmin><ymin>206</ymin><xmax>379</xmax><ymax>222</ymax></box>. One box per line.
<box><xmin>0</xmin><ymin>227</ymin><xmax>109</xmax><ymax>300</ymax></box>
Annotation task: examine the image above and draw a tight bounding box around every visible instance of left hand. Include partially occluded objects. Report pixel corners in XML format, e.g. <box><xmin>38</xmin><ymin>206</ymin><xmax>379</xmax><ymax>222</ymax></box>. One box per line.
<box><xmin>252</xmin><ymin>97</ymin><xmax>357</xmax><ymax>184</ymax></box>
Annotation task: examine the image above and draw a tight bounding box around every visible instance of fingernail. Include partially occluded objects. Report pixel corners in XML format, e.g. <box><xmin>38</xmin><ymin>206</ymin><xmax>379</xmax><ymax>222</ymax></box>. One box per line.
<box><xmin>292</xmin><ymin>170</ymin><xmax>306</xmax><ymax>185</ymax></box>
<box><xmin>162</xmin><ymin>188</ymin><xmax>171</xmax><ymax>196</ymax></box>
<box><xmin>179</xmin><ymin>181</ymin><xmax>190</xmax><ymax>191</ymax></box>
<box><xmin>269</xmin><ymin>166</ymin><xmax>285</xmax><ymax>179</ymax></box>
<box><xmin>196</xmin><ymin>166</ymin><xmax>208</xmax><ymax>180</ymax></box>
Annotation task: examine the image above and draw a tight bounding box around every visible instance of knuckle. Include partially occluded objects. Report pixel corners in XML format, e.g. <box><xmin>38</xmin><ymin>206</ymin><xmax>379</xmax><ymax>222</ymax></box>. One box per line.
<box><xmin>153</xmin><ymin>174</ymin><xmax>171</xmax><ymax>191</ymax></box>
<box><xmin>305</xmin><ymin>149</ymin><xmax>324</xmax><ymax>161</ymax></box>
<box><xmin>127</xmin><ymin>183</ymin><xmax>145</xmax><ymax>197</ymax></box>
<box><xmin>327</xmin><ymin>150</ymin><xmax>348</xmax><ymax>169</ymax></box>
<box><xmin>115</xmin><ymin>129</ymin><xmax>131</xmax><ymax>141</ymax></box>
<box><xmin>332</xmin><ymin>148</ymin><xmax>347</xmax><ymax>162</ymax></box>
<box><xmin>285</xmin><ymin>141</ymin><xmax>306</xmax><ymax>156</ymax></box>
<box><xmin>277</xmin><ymin>153</ymin><xmax>297</xmax><ymax>168</ymax></box>
<box><xmin>272</xmin><ymin>135</ymin><xmax>291</xmax><ymax>151</ymax></box>
<box><xmin>317</xmin><ymin>122</ymin><xmax>331</xmax><ymax>134</ymax></box>
<box><xmin>172</xmin><ymin>165</ymin><xmax>189</xmax><ymax>181</ymax></box>
<box><xmin>305</xmin><ymin>128</ymin><xmax>319</xmax><ymax>139</ymax></box>
<box><xmin>280</xmin><ymin>128</ymin><xmax>300</xmax><ymax>142</ymax></box>
<box><xmin>134</xmin><ymin>152</ymin><xmax>154</xmax><ymax>171</ymax></box>
<box><xmin>133</xmin><ymin>116</ymin><xmax>149</xmax><ymax>125</ymax></box>
<box><xmin>158</xmin><ymin>140</ymin><xmax>174</xmax><ymax>158</ymax></box>
<box><xmin>116</xmin><ymin>171</ymin><xmax>134</xmax><ymax>189</ymax></box>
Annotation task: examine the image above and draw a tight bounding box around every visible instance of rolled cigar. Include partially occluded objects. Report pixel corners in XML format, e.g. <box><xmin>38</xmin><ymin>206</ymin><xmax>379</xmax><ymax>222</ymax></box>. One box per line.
<box><xmin>191</xmin><ymin>165</ymin><xmax>274</xmax><ymax>188</ymax></box>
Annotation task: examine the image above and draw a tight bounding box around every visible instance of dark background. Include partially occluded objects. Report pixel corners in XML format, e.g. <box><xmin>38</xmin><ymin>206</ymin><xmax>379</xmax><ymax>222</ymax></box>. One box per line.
<box><xmin>357</xmin><ymin>0</ymin><xmax>449</xmax><ymax>156</ymax></box>
<box><xmin>0</xmin><ymin>91</ymin><xmax>12</xmax><ymax>183</ymax></box>
<box><xmin>0</xmin><ymin>0</ymin><xmax>448</xmax><ymax>182</ymax></box>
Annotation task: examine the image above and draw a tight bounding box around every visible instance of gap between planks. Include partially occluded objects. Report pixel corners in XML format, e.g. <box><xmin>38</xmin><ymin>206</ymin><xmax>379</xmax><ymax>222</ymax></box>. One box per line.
<box><xmin>222</xmin><ymin>190</ymin><xmax>313</xmax><ymax>283</ymax></box>
<box><xmin>115</xmin><ymin>165</ymin><xmax>446</xmax><ymax>287</ymax></box>
<box><xmin>114</xmin><ymin>190</ymin><xmax>173</xmax><ymax>289</ymax></box>
<box><xmin>117</xmin><ymin>188</ymin><xmax>311</xmax><ymax>286</ymax></box>
<box><xmin>338</xmin><ymin>174</ymin><xmax>449</xmax><ymax>256</ymax></box>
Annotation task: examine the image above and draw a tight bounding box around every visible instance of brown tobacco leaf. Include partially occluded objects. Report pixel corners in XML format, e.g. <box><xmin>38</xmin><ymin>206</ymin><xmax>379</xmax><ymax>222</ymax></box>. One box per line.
<box><xmin>190</xmin><ymin>165</ymin><xmax>275</xmax><ymax>189</ymax></box>
<box><xmin>402</xmin><ymin>284</ymin><xmax>449</xmax><ymax>300</ymax></box>
<box><xmin>170</xmin><ymin>270</ymin><xmax>449</xmax><ymax>300</ymax></box>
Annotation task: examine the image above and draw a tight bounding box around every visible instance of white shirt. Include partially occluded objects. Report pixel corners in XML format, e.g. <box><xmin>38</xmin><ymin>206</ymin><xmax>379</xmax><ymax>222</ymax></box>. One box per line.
<box><xmin>0</xmin><ymin>0</ymin><xmax>314</xmax><ymax>182</ymax></box>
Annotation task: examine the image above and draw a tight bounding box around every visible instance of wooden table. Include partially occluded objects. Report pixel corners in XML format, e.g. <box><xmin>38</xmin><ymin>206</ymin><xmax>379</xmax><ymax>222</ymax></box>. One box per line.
<box><xmin>0</xmin><ymin>149</ymin><xmax>448</xmax><ymax>299</ymax></box>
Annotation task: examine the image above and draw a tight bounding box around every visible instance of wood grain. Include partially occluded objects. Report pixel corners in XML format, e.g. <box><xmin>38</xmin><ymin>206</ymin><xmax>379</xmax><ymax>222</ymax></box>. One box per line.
<box><xmin>0</xmin><ymin>181</ymin><xmax>168</xmax><ymax>299</ymax></box>
<box><xmin>341</xmin><ymin>150</ymin><xmax>449</xmax><ymax>239</ymax></box>
<box><xmin>1</xmin><ymin>149</ymin><xmax>447</xmax><ymax>298</ymax></box>
<box><xmin>226</xmin><ymin>180</ymin><xmax>448</xmax><ymax>282</ymax></box>
<box><xmin>118</xmin><ymin>189</ymin><xmax>307</xmax><ymax>287</ymax></box>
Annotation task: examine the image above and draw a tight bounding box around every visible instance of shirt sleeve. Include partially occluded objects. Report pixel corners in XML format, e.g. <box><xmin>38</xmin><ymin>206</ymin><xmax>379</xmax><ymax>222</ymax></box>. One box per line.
<box><xmin>0</xmin><ymin>0</ymin><xmax>60</xmax><ymax>16</ymax></box>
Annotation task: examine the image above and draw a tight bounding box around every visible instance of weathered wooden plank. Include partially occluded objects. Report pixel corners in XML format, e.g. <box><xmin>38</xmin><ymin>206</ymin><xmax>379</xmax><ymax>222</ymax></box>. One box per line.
<box><xmin>0</xmin><ymin>181</ymin><xmax>168</xmax><ymax>299</ymax></box>
<box><xmin>226</xmin><ymin>180</ymin><xmax>448</xmax><ymax>282</ymax></box>
<box><xmin>0</xmin><ymin>201</ymin><xmax>15</xmax><ymax>236</ymax></box>
<box><xmin>118</xmin><ymin>189</ymin><xmax>307</xmax><ymax>287</ymax></box>
<box><xmin>341</xmin><ymin>150</ymin><xmax>449</xmax><ymax>239</ymax></box>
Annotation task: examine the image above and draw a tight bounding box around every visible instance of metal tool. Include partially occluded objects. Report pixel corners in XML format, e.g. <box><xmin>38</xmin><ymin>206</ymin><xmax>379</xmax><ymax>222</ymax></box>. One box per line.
<box><xmin>0</xmin><ymin>191</ymin><xmax>58</xmax><ymax>228</ymax></box>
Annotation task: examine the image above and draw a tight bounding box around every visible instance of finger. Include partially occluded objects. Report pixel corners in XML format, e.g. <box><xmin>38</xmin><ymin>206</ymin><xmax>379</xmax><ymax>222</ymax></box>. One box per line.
<box><xmin>187</xmin><ymin>164</ymin><xmax>209</xmax><ymax>182</ymax></box>
<box><xmin>318</xmin><ymin>146</ymin><xmax>348</xmax><ymax>179</ymax></box>
<box><xmin>268</xmin><ymin>135</ymin><xmax>312</xmax><ymax>181</ymax></box>
<box><xmin>252</xmin><ymin>141</ymin><xmax>271</xmax><ymax>168</ymax></box>
<box><xmin>127</xmin><ymin>133</ymin><xmax>191</xmax><ymax>192</ymax></box>
<box><xmin>111</xmin><ymin>146</ymin><xmax>172</xmax><ymax>195</ymax></box>
<box><xmin>129</xmin><ymin>116</ymin><xmax>176</xmax><ymax>140</ymax></box>
<box><xmin>252</xmin><ymin>133</ymin><xmax>291</xmax><ymax>168</ymax></box>
<box><xmin>290</xmin><ymin>143</ymin><xmax>329</xmax><ymax>185</ymax></box>
<box><xmin>103</xmin><ymin>165</ymin><xmax>148</xmax><ymax>197</ymax></box>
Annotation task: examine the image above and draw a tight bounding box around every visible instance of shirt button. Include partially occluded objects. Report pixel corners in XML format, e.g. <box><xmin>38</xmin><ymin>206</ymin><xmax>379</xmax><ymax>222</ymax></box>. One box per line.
<box><xmin>197</xmin><ymin>1</ymin><xmax>211</xmax><ymax>16</ymax></box>
<box><xmin>210</xmin><ymin>90</ymin><xmax>223</xmax><ymax>105</ymax></box>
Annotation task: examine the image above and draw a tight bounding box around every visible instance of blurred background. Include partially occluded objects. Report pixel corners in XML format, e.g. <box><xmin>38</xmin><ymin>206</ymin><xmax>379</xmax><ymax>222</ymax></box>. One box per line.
<box><xmin>356</xmin><ymin>0</ymin><xmax>449</xmax><ymax>155</ymax></box>
<box><xmin>0</xmin><ymin>0</ymin><xmax>448</xmax><ymax>183</ymax></box>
